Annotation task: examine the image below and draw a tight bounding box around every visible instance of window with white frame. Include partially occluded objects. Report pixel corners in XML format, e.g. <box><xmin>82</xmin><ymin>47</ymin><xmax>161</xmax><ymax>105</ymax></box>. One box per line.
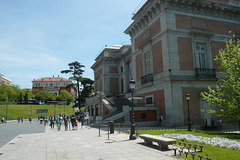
<box><xmin>195</xmin><ymin>42</ymin><xmax>209</xmax><ymax>69</ymax></box>
<box><xmin>145</xmin><ymin>95</ymin><xmax>153</xmax><ymax>105</ymax></box>
<box><xmin>144</xmin><ymin>51</ymin><xmax>152</xmax><ymax>75</ymax></box>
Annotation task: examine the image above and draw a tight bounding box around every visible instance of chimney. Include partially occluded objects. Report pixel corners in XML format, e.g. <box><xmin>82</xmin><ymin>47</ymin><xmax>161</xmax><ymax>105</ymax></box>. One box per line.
<box><xmin>53</xmin><ymin>75</ymin><xmax>54</xmax><ymax>77</ymax></box>
<box><xmin>58</xmin><ymin>75</ymin><xmax>59</xmax><ymax>77</ymax></box>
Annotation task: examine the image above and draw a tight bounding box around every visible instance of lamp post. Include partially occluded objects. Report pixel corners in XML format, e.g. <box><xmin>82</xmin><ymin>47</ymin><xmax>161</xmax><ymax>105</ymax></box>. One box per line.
<box><xmin>186</xmin><ymin>93</ymin><xmax>191</xmax><ymax>131</ymax></box>
<box><xmin>129</xmin><ymin>78</ymin><xmax>136</xmax><ymax>140</ymax></box>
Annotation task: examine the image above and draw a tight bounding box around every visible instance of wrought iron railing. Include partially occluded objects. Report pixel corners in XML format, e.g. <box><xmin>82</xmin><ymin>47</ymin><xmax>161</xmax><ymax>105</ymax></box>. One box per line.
<box><xmin>195</xmin><ymin>68</ymin><xmax>216</xmax><ymax>77</ymax></box>
<box><xmin>141</xmin><ymin>74</ymin><xmax>153</xmax><ymax>84</ymax></box>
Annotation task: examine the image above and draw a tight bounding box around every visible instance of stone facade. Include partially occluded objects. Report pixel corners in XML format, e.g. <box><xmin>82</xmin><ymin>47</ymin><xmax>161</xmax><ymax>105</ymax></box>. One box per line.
<box><xmin>86</xmin><ymin>0</ymin><xmax>240</xmax><ymax>127</ymax></box>
<box><xmin>124</xmin><ymin>0</ymin><xmax>240</xmax><ymax>127</ymax></box>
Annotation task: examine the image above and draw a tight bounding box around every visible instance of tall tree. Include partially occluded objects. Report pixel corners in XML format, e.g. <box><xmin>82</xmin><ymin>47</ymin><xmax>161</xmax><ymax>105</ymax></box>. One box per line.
<box><xmin>61</xmin><ymin>61</ymin><xmax>85</xmax><ymax>109</ymax></box>
<box><xmin>201</xmin><ymin>35</ymin><xmax>240</xmax><ymax>130</ymax></box>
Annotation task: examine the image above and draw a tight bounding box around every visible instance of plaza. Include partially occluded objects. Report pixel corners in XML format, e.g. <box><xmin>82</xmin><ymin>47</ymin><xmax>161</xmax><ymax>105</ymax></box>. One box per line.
<box><xmin>0</xmin><ymin>120</ymin><xmax>177</xmax><ymax>160</ymax></box>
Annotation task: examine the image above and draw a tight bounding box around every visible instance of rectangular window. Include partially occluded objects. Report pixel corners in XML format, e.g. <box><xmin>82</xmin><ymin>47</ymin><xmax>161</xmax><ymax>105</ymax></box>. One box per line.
<box><xmin>195</xmin><ymin>42</ymin><xmax>208</xmax><ymax>69</ymax></box>
<box><xmin>144</xmin><ymin>51</ymin><xmax>151</xmax><ymax>75</ymax></box>
<box><xmin>146</xmin><ymin>97</ymin><xmax>153</xmax><ymax>105</ymax></box>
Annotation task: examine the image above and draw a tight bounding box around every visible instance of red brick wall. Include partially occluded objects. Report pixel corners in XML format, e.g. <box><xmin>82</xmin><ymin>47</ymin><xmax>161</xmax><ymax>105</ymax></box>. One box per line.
<box><xmin>182</xmin><ymin>87</ymin><xmax>208</xmax><ymax>126</ymax></box>
<box><xmin>211</xmin><ymin>41</ymin><xmax>226</xmax><ymax>71</ymax></box>
<box><xmin>114</xmin><ymin>117</ymin><xmax>125</xmax><ymax>123</ymax></box>
<box><xmin>137</xmin><ymin>89</ymin><xmax>166</xmax><ymax>118</ymax></box>
<box><xmin>133</xmin><ymin>110</ymin><xmax>157</xmax><ymax>122</ymax></box>
<box><xmin>136</xmin><ymin>53</ymin><xmax>143</xmax><ymax>81</ymax></box>
<box><xmin>109</xmin><ymin>66</ymin><xmax>118</xmax><ymax>73</ymax></box>
<box><xmin>152</xmin><ymin>40</ymin><xmax>164</xmax><ymax>74</ymax></box>
<box><xmin>178</xmin><ymin>37</ymin><xmax>194</xmax><ymax>70</ymax></box>
<box><xmin>110</xmin><ymin>78</ymin><xmax>119</xmax><ymax>94</ymax></box>
<box><xmin>135</xmin><ymin>18</ymin><xmax>161</xmax><ymax>49</ymax></box>
<box><xmin>103</xmin><ymin>104</ymin><xmax>110</xmax><ymax>116</ymax></box>
<box><xmin>176</xmin><ymin>14</ymin><xmax>240</xmax><ymax>35</ymax></box>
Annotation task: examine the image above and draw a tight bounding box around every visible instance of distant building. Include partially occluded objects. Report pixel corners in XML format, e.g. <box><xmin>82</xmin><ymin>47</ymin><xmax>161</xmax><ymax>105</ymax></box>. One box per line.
<box><xmin>0</xmin><ymin>74</ymin><xmax>11</xmax><ymax>85</ymax></box>
<box><xmin>32</xmin><ymin>75</ymin><xmax>72</xmax><ymax>96</ymax></box>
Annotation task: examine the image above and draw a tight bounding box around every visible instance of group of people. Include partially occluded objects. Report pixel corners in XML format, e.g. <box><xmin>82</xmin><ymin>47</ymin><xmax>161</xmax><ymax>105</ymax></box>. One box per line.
<box><xmin>48</xmin><ymin>114</ymin><xmax>80</xmax><ymax>131</ymax></box>
<box><xmin>17</xmin><ymin>117</ymin><xmax>24</xmax><ymax>123</ymax></box>
<box><xmin>204</xmin><ymin>118</ymin><xmax>222</xmax><ymax>131</ymax></box>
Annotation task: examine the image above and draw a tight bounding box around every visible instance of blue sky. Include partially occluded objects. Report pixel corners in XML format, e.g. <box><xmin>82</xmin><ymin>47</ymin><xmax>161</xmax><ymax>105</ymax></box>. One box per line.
<box><xmin>0</xmin><ymin>0</ymin><xmax>145</xmax><ymax>89</ymax></box>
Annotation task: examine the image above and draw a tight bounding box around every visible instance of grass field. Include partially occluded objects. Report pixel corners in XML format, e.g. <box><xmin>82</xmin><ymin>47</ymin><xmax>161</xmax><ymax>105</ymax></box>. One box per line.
<box><xmin>0</xmin><ymin>104</ymin><xmax>76</xmax><ymax>120</ymax></box>
<box><xmin>138</xmin><ymin>130</ymin><xmax>240</xmax><ymax>160</ymax></box>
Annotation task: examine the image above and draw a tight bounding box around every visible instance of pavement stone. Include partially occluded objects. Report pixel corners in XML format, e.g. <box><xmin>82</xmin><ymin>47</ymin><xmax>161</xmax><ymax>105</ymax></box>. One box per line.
<box><xmin>0</xmin><ymin>123</ymin><xmax>179</xmax><ymax>160</ymax></box>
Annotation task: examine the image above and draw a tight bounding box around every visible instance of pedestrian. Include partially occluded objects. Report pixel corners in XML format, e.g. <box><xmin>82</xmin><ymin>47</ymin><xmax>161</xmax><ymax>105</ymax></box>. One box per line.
<box><xmin>57</xmin><ymin>115</ymin><xmax>63</xmax><ymax>131</ymax></box>
<box><xmin>64</xmin><ymin>116</ymin><xmax>68</xmax><ymax>131</ymax></box>
<box><xmin>21</xmin><ymin>117</ymin><xmax>24</xmax><ymax>123</ymax></box>
<box><xmin>1</xmin><ymin>117</ymin><xmax>4</xmax><ymax>123</ymax></box>
<box><xmin>204</xmin><ymin>118</ymin><xmax>208</xmax><ymax>130</ymax></box>
<box><xmin>75</xmin><ymin>118</ymin><xmax>78</xmax><ymax>130</ymax></box>
<box><xmin>159</xmin><ymin>115</ymin><xmax>163</xmax><ymax>127</ymax></box>
<box><xmin>50</xmin><ymin>116</ymin><xmax>55</xmax><ymax>129</ymax></box>
<box><xmin>29</xmin><ymin>117</ymin><xmax>32</xmax><ymax>123</ymax></box>
<box><xmin>71</xmin><ymin>115</ymin><xmax>75</xmax><ymax>130</ymax></box>
<box><xmin>17</xmin><ymin>117</ymin><xmax>20</xmax><ymax>123</ymax></box>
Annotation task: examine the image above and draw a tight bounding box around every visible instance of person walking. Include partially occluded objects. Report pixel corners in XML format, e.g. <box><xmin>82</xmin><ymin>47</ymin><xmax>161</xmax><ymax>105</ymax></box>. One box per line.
<box><xmin>158</xmin><ymin>115</ymin><xmax>163</xmax><ymax>127</ymax></box>
<box><xmin>57</xmin><ymin>115</ymin><xmax>63</xmax><ymax>131</ymax></box>
<box><xmin>50</xmin><ymin>116</ymin><xmax>55</xmax><ymax>129</ymax></box>
<box><xmin>71</xmin><ymin>115</ymin><xmax>75</xmax><ymax>130</ymax></box>
<box><xmin>204</xmin><ymin>118</ymin><xmax>208</xmax><ymax>130</ymax></box>
<box><xmin>64</xmin><ymin>116</ymin><xmax>68</xmax><ymax>131</ymax></box>
<box><xmin>29</xmin><ymin>117</ymin><xmax>32</xmax><ymax>123</ymax></box>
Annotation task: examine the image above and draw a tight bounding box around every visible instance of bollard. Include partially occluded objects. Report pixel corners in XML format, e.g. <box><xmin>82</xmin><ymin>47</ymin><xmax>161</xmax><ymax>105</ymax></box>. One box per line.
<box><xmin>198</xmin><ymin>155</ymin><xmax>203</xmax><ymax>160</ymax></box>
<box><xmin>185</xmin><ymin>152</ymin><xmax>188</xmax><ymax>158</ymax></box>
<box><xmin>199</xmin><ymin>145</ymin><xmax>203</xmax><ymax>152</ymax></box>
<box><xmin>193</xmin><ymin>145</ymin><xmax>197</xmax><ymax>152</ymax></box>
<box><xmin>179</xmin><ymin>150</ymin><xmax>182</xmax><ymax>156</ymax></box>
<box><xmin>191</xmin><ymin>153</ymin><xmax>195</xmax><ymax>160</ymax></box>
<box><xmin>173</xmin><ymin>148</ymin><xmax>177</xmax><ymax>156</ymax></box>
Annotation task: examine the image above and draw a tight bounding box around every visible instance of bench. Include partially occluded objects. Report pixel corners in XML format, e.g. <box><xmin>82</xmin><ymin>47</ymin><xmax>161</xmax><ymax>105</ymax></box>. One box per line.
<box><xmin>139</xmin><ymin>134</ymin><xmax>176</xmax><ymax>149</ymax></box>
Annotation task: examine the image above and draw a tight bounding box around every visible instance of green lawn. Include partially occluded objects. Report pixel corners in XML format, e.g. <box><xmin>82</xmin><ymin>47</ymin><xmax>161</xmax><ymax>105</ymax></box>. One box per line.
<box><xmin>137</xmin><ymin>130</ymin><xmax>240</xmax><ymax>160</ymax></box>
<box><xmin>0</xmin><ymin>104</ymin><xmax>76</xmax><ymax>120</ymax></box>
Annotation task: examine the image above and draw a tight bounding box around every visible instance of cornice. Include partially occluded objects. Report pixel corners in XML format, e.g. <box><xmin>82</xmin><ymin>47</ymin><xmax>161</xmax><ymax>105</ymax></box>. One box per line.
<box><xmin>125</xmin><ymin>0</ymin><xmax>240</xmax><ymax>38</ymax></box>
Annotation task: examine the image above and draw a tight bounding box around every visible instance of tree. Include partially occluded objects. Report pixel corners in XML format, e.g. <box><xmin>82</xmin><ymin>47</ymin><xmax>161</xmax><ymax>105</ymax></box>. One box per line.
<box><xmin>56</xmin><ymin>90</ymin><xmax>74</xmax><ymax>104</ymax></box>
<box><xmin>79</xmin><ymin>78</ymin><xmax>94</xmax><ymax>106</ymax></box>
<box><xmin>201</xmin><ymin>35</ymin><xmax>240</xmax><ymax>130</ymax></box>
<box><xmin>61</xmin><ymin>61</ymin><xmax>85</xmax><ymax>109</ymax></box>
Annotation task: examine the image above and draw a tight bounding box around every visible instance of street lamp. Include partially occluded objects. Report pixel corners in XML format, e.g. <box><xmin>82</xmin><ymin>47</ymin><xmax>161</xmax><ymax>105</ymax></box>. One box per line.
<box><xmin>186</xmin><ymin>93</ymin><xmax>191</xmax><ymax>131</ymax></box>
<box><xmin>129</xmin><ymin>78</ymin><xmax>136</xmax><ymax>140</ymax></box>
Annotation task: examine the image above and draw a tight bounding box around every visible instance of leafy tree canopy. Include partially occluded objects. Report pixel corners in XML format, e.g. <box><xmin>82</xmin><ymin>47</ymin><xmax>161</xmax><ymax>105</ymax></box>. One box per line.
<box><xmin>201</xmin><ymin>35</ymin><xmax>240</xmax><ymax>127</ymax></box>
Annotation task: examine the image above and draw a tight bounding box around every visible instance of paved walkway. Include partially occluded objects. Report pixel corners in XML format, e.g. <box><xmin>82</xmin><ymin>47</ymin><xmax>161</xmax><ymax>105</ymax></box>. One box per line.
<box><xmin>0</xmin><ymin>123</ymin><xmax>178</xmax><ymax>160</ymax></box>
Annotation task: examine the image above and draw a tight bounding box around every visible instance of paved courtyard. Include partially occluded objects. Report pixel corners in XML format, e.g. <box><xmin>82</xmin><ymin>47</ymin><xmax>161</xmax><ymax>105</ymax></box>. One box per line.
<box><xmin>0</xmin><ymin>121</ymin><xmax>178</xmax><ymax>160</ymax></box>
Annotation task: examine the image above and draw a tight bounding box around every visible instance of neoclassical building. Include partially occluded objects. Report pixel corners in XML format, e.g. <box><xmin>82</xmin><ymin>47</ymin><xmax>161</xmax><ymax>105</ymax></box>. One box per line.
<box><xmin>86</xmin><ymin>0</ymin><xmax>240</xmax><ymax>127</ymax></box>
<box><xmin>32</xmin><ymin>76</ymin><xmax>72</xmax><ymax>96</ymax></box>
